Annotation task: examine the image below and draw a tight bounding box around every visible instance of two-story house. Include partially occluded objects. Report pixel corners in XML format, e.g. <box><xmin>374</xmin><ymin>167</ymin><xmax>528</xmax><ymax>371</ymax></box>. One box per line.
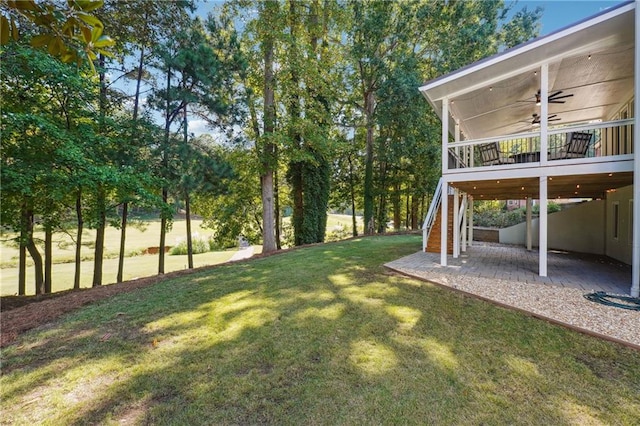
<box><xmin>419</xmin><ymin>1</ymin><xmax>639</xmax><ymax>297</ymax></box>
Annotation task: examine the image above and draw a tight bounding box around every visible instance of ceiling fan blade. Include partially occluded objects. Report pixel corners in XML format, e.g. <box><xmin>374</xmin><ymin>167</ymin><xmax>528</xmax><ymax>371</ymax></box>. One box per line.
<box><xmin>550</xmin><ymin>93</ymin><xmax>574</xmax><ymax>100</ymax></box>
<box><xmin>531</xmin><ymin>113</ymin><xmax>561</xmax><ymax>124</ymax></box>
<box><xmin>548</xmin><ymin>90</ymin><xmax>563</xmax><ymax>99</ymax></box>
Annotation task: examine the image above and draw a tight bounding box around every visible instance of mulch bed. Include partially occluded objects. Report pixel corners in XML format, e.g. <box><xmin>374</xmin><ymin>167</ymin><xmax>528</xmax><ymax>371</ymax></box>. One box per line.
<box><xmin>0</xmin><ymin>267</ymin><xmax>217</xmax><ymax>348</ymax></box>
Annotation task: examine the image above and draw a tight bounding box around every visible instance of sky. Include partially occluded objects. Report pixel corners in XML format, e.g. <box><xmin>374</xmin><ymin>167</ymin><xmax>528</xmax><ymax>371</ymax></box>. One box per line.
<box><xmin>518</xmin><ymin>0</ymin><xmax>627</xmax><ymax>35</ymax></box>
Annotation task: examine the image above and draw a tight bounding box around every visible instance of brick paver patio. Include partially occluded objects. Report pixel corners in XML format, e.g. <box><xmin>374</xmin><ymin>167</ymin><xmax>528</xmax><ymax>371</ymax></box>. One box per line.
<box><xmin>386</xmin><ymin>242</ymin><xmax>631</xmax><ymax>295</ymax></box>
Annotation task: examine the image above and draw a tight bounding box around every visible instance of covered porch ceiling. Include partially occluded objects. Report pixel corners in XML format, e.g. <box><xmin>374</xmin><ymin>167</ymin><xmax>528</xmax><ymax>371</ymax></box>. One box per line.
<box><xmin>420</xmin><ymin>2</ymin><xmax>635</xmax><ymax>141</ymax></box>
<box><xmin>452</xmin><ymin>172</ymin><xmax>634</xmax><ymax>200</ymax></box>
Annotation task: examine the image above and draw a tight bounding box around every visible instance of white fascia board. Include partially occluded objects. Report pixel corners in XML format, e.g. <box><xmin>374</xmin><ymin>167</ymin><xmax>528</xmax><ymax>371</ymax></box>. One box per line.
<box><xmin>444</xmin><ymin>158</ymin><xmax>634</xmax><ymax>183</ymax></box>
<box><xmin>419</xmin><ymin>2</ymin><xmax>635</xmax><ymax>102</ymax></box>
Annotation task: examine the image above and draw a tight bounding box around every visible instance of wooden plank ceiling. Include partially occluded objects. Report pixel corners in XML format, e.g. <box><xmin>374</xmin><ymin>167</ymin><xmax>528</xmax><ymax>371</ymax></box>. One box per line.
<box><xmin>451</xmin><ymin>172</ymin><xmax>633</xmax><ymax>200</ymax></box>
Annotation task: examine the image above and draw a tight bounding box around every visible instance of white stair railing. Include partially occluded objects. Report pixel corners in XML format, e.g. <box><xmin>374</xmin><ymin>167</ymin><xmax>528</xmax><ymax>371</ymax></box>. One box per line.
<box><xmin>422</xmin><ymin>178</ymin><xmax>443</xmax><ymax>251</ymax></box>
<box><xmin>454</xmin><ymin>194</ymin><xmax>467</xmax><ymax>257</ymax></box>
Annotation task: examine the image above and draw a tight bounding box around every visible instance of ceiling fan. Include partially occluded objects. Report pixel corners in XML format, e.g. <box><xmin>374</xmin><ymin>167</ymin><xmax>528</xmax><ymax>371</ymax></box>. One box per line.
<box><xmin>531</xmin><ymin>113</ymin><xmax>561</xmax><ymax>125</ymax></box>
<box><xmin>534</xmin><ymin>90</ymin><xmax>574</xmax><ymax>105</ymax></box>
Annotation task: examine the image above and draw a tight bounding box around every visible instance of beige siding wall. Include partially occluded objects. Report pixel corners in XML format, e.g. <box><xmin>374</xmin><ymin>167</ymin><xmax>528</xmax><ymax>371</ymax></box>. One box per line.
<box><xmin>499</xmin><ymin>200</ymin><xmax>606</xmax><ymax>255</ymax></box>
<box><xmin>605</xmin><ymin>185</ymin><xmax>634</xmax><ymax>264</ymax></box>
<box><xmin>599</xmin><ymin>97</ymin><xmax>634</xmax><ymax>156</ymax></box>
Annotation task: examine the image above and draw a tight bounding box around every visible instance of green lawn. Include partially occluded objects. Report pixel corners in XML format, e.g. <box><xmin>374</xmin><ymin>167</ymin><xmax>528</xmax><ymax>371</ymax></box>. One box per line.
<box><xmin>1</xmin><ymin>214</ymin><xmax>362</xmax><ymax>295</ymax></box>
<box><xmin>0</xmin><ymin>249</ymin><xmax>242</xmax><ymax>296</ymax></box>
<box><xmin>0</xmin><ymin>219</ymin><xmax>211</xmax><ymax>267</ymax></box>
<box><xmin>2</xmin><ymin>235</ymin><xmax>639</xmax><ymax>425</ymax></box>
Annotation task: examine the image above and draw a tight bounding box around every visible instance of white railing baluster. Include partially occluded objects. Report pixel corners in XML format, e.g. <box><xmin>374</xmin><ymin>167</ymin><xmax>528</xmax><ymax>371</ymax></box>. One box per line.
<box><xmin>422</xmin><ymin>177</ymin><xmax>443</xmax><ymax>251</ymax></box>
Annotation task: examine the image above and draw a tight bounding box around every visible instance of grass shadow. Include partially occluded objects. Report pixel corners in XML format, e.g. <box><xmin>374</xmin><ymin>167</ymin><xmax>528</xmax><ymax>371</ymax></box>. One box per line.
<box><xmin>2</xmin><ymin>235</ymin><xmax>639</xmax><ymax>424</ymax></box>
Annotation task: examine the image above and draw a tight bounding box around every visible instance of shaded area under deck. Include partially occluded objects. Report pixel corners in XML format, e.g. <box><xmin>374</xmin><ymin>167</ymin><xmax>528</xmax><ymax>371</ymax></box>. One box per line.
<box><xmin>388</xmin><ymin>243</ymin><xmax>631</xmax><ymax>295</ymax></box>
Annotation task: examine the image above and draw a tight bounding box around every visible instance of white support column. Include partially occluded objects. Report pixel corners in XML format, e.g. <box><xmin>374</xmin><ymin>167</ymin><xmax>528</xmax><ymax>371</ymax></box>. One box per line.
<box><xmin>540</xmin><ymin>64</ymin><xmax>549</xmax><ymax>166</ymax></box>
<box><xmin>442</xmin><ymin>98</ymin><xmax>449</xmax><ymax>175</ymax></box>
<box><xmin>454</xmin><ymin>123</ymin><xmax>461</xmax><ymax>168</ymax></box>
<box><xmin>453</xmin><ymin>188</ymin><xmax>460</xmax><ymax>258</ymax></box>
<box><xmin>441</xmin><ymin>99</ymin><xmax>449</xmax><ymax>266</ymax></box>
<box><xmin>526</xmin><ymin>197</ymin><xmax>533</xmax><ymax>251</ymax></box>
<box><xmin>632</xmin><ymin>1</ymin><xmax>640</xmax><ymax>298</ymax></box>
<box><xmin>461</xmin><ymin>195</ymin><xmax>468</xmax><ymax>253</ymax></box>
<box><xmin>441</xmin><ymin>180</ymin><xmax>448</xmax><ymax>266</ymax></box>
<box><xmin>539</xmin><ymin>177</ymin><xmax>548</xmax><ymax>277</ymax></box>
<box><xmin>468</xmin><ymin>196</ymin><xmax>474</xmax><ymax>247</ymax></box>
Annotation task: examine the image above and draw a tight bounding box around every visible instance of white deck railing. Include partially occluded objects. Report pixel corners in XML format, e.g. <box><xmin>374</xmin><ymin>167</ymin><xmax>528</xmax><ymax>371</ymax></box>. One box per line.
<box><xmin>447</xmin><ymin>119</ymin><xmax>634</xmax><ymax>170</ymax></box>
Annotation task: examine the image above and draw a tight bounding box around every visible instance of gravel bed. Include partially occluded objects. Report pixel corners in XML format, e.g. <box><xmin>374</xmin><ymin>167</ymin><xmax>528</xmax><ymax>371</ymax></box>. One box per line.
<box><xmin>385</xmin><ymin>252</ymin><xmax>640</xmax><ymax>349</ymax></box>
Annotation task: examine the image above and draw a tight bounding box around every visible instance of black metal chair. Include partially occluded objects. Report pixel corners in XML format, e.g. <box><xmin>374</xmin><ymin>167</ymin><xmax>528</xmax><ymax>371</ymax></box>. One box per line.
<box><xmin>549</xmin><ymin>132</ymin><xmax>592</xmax><ymax>160</ymax></box>
<box><xmin>478</xmin><ymin>142</ymin><xmax>515</xmax><ymax>166</ymax></box>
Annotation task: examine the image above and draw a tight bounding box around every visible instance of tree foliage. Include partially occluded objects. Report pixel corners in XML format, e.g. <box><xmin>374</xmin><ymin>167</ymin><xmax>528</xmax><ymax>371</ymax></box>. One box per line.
<box><xmin>0</xmin><ymin>0</ymin><xmax>543</xmax><ymax>294</ymax></box>
<box><xmin>1</xmin><ymin>0</ymin><xmax>115</xmax><ymax>70</ymax></box>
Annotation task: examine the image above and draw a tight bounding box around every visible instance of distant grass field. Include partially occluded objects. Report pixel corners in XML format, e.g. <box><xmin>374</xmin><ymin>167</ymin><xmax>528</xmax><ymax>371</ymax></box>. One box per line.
<box><xmin>0</xmin><ymin>219</ymin><xmax>211</xmax><ymax>267</ymax></box>
<box><xmin>0</xmin><ymin>214</ymin><xmax>362</xmax><ymax>296</ymax></box>
<box><xmin>2</xmin><ymin>235</ymin><xmax>639</xmax><ymax>425</ymax></box>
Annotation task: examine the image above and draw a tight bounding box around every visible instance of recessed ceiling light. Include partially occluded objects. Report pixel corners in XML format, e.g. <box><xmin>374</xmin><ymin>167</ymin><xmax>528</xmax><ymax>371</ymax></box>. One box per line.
<box><xmin>521</xmin><ymin>187</ymin><xmax>525</xmax><ymax>190</ymax></box>
<box><xmin>608</xmin><ymin>173</ymin><xmax>613</xmax><ymax>177</ymax></box>
<box><xmin>576</xmin><ymin>184</ymin><xmax>580</xmax><ymax>188</ymax></box>
<box><xmin>497</xmin><ymin>180</ymin><xmax>500</xmax><ymax>184</ymax></box>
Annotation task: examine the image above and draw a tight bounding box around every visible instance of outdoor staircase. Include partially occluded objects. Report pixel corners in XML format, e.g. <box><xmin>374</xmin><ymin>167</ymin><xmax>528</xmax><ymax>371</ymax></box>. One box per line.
<box><xmin>425</xmin><ymin>197</ymin><xmax>454</xmax><ymax>254</ymax></box>
<box><xmin>422</xmin><ymin>178</ymin><xmax>454</xmax><ymax>254</ymax></box>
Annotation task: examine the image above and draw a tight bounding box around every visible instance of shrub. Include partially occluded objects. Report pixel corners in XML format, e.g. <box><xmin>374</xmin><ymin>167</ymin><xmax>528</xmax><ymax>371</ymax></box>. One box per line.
<box><xmin>170</xmin><ymin>234</ymin><xmax>210</xmax><ymax>255</ymax></box>
<box><xmin>325</xmin><ymin>227</ymin><xmax>351</xmax><ymax>243</ymax></box>
<box><xmin>474</xmin><ymin>201</ymin><xmax>563</xmax><ymax>228</ymax></box>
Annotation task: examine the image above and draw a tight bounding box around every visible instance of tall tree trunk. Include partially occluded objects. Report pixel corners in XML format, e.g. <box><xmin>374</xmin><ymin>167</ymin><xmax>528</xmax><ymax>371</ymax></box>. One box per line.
<box><xmin>185</xmin><ymin>191</ymin><xmax>193</xmax><ymax>269</ymax></box>
<box><xmin>44</xmin><ymin>224</ymin><xmax>52</xmax><ymax>293</ymax></box>
<box><xmin>287</xmin><ymin>0</ymin><xmax>305</xmax><ymax>246</ymax></box>
<box><xmin>406</xmin><ymin>188</ymin><xmax>410</xmax><ymax>229</ymax></box>
<box><xmin>159</xmin><ymin>65</ymin><xmax>172</xmax><ymax>274</ymax></box>
<box><xmin>363</xmin><ymin>89</ymin><xmax>375</xmax><ymax>235</ymax></box>
<box><xmin>117</xmin><ymin>46</ymin><xmax>146</xmax><ymax>283</ymax></box>
<box><xmin>93</xmin><ymin>53</ymin><xmax>107</xmax><ymax>287</ymax></box>
<box><xmin>290</xmin><ymin>161</ymin><xmax>303</xmax><ymax>245</ymax></box>
<box><xmin>159</xmin><ymin>188</ymin><xmax>168</xmax><ymax>274</ymax></box>
<box><xmin>274</xmin><ymin>161</ymin><xmax>282</xmax><ymax>250</ymax></box>
<box><xmin>411</xmin><ymin>193</ymin><xmax>419</xmax><ymax>230</ymax></box>
<box><xmin>261</xmin><ymin>174</ymin><xmax>276</xmax><ymax>252</ymax></box>
<box><xmin>393</xmin><ymin>180</ymin><xmax>401</xmax><ymax>231</ymax></box>
<box><xmin>24</xmin><ymin>208</ymin><xmax>44</xmax><ymax>294</ymax></box>
<box><xmin>116</xmin><ymin>202</ymin><xmax>127</xmax><ymax>282</ymax></box>
<box><xmin>376</xmin><ymin>161</ymin><xmax>388</xmax><ymax>234</ymax></box>
<box><xmin>18</xmin><ymin>202</ymin><xmax>28</xmax><ymax>295</ymax></box>
<box><xmin>420</xmin><ymin>195</ymin><xmax>426</xmax><ymax>229</ymax></box>
<box><xmin>348</xmin><ymin>154</ymin><xmax>358</xmax><ymax>237</ymax></box>
<box><xmin>92</xmin><ymin>186</ymin><xmax>106</xmax><ymax>287</ymax></box>
<box><xmin>182</xmin><ymin>103</ymin><xmax>194</xmax><ymax>269</ymax></box>
<box><xmin>74</xmin><ymin>189</ymin><xmax>83</xmax><ymax>290</ymax></box>
<box><xmin>307</xmin><ymin>0</ymin><xmax>330</xmax><ymax>243</ymax></box>
<box><xmin>261</xmin><ymin>1</ymin><xmax>277</xmax><ymax>254</ymax></box>
<box><xmin>18</xmin><ymin>235</ymin><xmax>26</xmax><ymax>295</ymax></box>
